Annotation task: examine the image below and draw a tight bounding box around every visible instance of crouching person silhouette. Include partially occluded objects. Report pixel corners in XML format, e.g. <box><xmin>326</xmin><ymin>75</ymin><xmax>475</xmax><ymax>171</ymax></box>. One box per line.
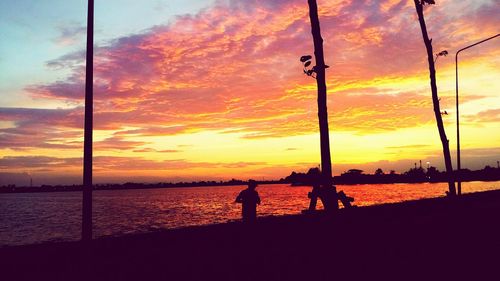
<box><xmin>235</xmin><ymin>180</ymin><xmax>261</xmax><ymax>223</ymax></box>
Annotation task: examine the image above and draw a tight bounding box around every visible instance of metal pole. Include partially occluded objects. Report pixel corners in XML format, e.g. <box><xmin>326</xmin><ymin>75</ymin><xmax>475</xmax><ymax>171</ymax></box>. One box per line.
<box><xmin>455</xmin><ymin>33</ymin><xmax>499</xmax><ymax>196</ymax></box>
<box><xmin>82</xmin><ymin>0</ymin><xmax>94</xmax><ymax>241</ymax></box>
<box><xmin>455</xmin><ymin>53</ymin><xmax>460</xmax><ymax>195</ymax></box>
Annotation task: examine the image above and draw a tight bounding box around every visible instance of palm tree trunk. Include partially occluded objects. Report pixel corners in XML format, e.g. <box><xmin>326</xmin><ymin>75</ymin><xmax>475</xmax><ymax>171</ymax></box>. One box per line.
<box><xmin>82</xmin><ymin>0</ymin><xmax>94</xmax><ymax>241</ymax></box>
<box><xmin>307</xmin><ymin>0</ymin><xmax>338</xmax><ymax>210</ymax></box>
<box><xmin>413</xmin><ymin>1</ymin><xmax>456</xmax><ymax>196</ymax></box>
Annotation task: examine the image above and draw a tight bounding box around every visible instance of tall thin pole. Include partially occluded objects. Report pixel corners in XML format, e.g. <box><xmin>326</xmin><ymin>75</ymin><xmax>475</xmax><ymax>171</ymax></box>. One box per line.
<box><xmin>455</xmin><ymin>33</ymin><xmax>499</xmax><ymax>196</ymax></box>
<box><xmin>82</xmin><ymin>0</ymin><xmax>94</xmax><ymax>241</ymax></box>
<box><xmin>307</xmin><ymin>0</ymin><xmax>337</xmax><ymax>210</ymax></box>
<box><xmin>455</xmin><ymin>52</ymin><xmax>460</xmax><ymax>196</ymax></box>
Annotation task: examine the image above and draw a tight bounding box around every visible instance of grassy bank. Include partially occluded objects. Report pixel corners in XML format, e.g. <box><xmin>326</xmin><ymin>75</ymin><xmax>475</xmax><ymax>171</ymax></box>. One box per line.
<box><xmin>2</xmin><ymin>190</ymin><xmax>500</xmax><ymax>280</ymax></box>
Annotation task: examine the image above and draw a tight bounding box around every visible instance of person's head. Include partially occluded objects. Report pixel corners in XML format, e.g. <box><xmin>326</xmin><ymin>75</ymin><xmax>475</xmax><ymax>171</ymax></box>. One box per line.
<box><xmin>248</xmin><ymin>180</ymin><xmax>258</xmax><ymax>190</ymax></box>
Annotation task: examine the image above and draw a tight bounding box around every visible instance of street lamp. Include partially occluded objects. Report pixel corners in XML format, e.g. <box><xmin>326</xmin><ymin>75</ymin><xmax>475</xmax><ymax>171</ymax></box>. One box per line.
<box><xmin>455</xmin><ymin>33</ymin><xmax>500</xmax><ymax>196</ymax></box>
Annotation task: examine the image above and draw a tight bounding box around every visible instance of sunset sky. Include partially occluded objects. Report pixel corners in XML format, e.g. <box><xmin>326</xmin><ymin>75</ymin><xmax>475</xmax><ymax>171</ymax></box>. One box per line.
<box><xmin>1</xmin><ymin>0</ymin><xmax>499</xmax><ymax>186</ymax></box>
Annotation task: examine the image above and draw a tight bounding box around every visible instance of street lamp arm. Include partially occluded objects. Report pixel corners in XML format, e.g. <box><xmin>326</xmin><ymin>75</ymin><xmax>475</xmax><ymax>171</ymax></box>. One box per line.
<box><xmin>456</xmin><ymin>33</ymin><xmax>500</xmax><ymax>57</ymax></box>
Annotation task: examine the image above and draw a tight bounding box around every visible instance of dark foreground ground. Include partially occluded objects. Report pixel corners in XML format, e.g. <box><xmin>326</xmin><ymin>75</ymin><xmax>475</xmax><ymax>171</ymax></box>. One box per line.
<box><xmin>2</xmin><ymin>190</ymin><xmax>500</xmax><ymax>281</ymax></box>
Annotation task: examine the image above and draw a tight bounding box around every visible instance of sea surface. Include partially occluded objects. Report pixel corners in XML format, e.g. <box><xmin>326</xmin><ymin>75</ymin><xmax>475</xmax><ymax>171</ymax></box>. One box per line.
<box><xmin>1</xmin><ymin>181</ymin><xmax>499</xmax><ymax>246</ymax></box>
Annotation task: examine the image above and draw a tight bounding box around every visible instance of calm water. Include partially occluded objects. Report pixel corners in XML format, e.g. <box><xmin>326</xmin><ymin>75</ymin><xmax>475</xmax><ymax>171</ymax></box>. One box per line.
<box><xmin>1</xmin><ymin>181</ymin><xmax>499</xmax><ymax>246</ymax></box>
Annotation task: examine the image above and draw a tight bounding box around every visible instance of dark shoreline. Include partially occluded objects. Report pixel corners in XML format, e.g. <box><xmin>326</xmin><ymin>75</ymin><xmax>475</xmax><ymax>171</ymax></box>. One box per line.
<box><xmin>2</xmin><ymin>178</ymin><xmax>500</xmax><ymax>194</ymax></box>
<box><xmin>3</xmin><ymin>165</ymin><xmax>499</xmax><ymax>194</ymax></box>
<box><xmin>0</xmin><ymin>180</ymin><xmax>280</xmax><ymax>194</ymax></box>
<box><xmin>2</xmin><ymin>189</ymin><xmax>500</xmax><ymax>280</ymax></box>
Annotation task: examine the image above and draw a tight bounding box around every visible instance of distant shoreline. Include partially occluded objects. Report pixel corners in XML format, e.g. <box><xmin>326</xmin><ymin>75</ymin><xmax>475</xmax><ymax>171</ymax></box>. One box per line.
<box><xmin>2</xmin><ymin>165</ymin><xmax>499</xmax><ymax>194</ymax></box>
<box><xmin>287</xmin><ymin>165</ymin><xmax>500</xmax><ymax>187</ymax></box>
<box><xmin>0</xmin><ymin>180</ymin><xmax>283</xmax><ymax>194</ymax></box>
<box><xmin>1</xmin><ymin>178</ymin><xmax>500</xmax><ymax>194</ymax></box>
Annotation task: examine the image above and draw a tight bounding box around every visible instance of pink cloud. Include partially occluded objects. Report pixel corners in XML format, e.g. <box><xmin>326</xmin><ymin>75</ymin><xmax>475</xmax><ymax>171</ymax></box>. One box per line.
<box><xmin>464</xmin><ymin>109</ymin><xmax>500</xmax><ymax>123</ymax></box>
<box><xmin>22</xmin><ymin>0</ymin><xmax>498</xmax><ymax>140</ymax></box>
<box><xmin>0</xmin><ymin>155</ymin><xmax>267</xmax><ymax>174</ymax></box>
<box><xmin>0</xmin><ymin>107</ymin><xmax>83</xmax><ymax>150</ymax></box>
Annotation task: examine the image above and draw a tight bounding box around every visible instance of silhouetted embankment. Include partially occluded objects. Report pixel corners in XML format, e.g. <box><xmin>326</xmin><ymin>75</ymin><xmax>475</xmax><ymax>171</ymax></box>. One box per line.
<box><xmin>1</xmin><ymin>189</ymin><xmax>500</xmax><ymax>281</ymax></box>
<box><xmin>3</xmin><ymin>165</ymin><xmax>499</xmax><ymax>193</ymax></box>
<box><xmin>286</xmin><ymin>165</ymin><xmax>500</xmax><ymax>185</ymax></box>
<box><xmin>0</xmin><ymin>179</ymin><xmax>285</xmax><ymax>193</ymax></box>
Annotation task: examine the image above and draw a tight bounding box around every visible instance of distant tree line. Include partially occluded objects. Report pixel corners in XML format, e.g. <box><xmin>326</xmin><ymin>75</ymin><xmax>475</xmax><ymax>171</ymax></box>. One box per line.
<box><xmin>2</xmin><ymin>165</ymin><xmax>499</xmax><ymax>193</ymax></box>
<box><xmin>285</xmin><ymin>165</ymin><xmax>500</xmax><ymax>185</ymax></box>
<box><xmin>0</xmin><ymin>178</ymin><xmax>285</xmax><ymax>193</ymax></box>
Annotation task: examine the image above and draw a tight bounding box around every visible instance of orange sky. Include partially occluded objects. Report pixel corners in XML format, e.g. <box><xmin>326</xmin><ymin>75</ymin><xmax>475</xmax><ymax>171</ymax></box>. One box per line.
<box><xmin>1</xmin><ymin>0</ymin><xmax>499</xmax><ymax>185</ymax></box>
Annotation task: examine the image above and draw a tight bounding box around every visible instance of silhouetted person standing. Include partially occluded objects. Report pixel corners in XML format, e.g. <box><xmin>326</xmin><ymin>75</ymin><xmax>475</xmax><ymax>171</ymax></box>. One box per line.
<box><xmin>235</xmin><ymin>181</ymin><xmax>261</xmax><ymax>223</ymax></box>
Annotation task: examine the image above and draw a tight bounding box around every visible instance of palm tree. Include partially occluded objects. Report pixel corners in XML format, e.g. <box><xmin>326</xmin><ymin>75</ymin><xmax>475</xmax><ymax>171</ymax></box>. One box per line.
<box><xmin>82</xmin><ymin>0</ymin><xmax>94</xmax><ymax>241</ymax></box>
<box><xmin>413</xmin><ymin>0</ymin><xmax>456</xmax><ymax>196</ymax></box>
<box><xmin>307</xmin><ymin>0</ymin><xmax>338</xmax><ymax>210</ymax></box>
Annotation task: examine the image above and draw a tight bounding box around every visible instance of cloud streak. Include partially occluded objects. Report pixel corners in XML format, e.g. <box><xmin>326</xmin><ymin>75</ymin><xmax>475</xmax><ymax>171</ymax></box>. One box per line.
<box><xmin>0</xmin><ymin>155</ymin><xmax>267</xmax><ymax>173</ymax></box>
<box><xmin>21</xmin><ymin>0</ymin><xmax>499</xmax><ymax>139</ymax></box>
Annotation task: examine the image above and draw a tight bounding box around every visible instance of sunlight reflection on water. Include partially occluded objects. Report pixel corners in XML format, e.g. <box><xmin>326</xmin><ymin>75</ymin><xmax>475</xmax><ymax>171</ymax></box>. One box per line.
<box><xmin>1</xmin><ymin>181</ymin><xmax>499</xmax><ymax>246</ymax></box>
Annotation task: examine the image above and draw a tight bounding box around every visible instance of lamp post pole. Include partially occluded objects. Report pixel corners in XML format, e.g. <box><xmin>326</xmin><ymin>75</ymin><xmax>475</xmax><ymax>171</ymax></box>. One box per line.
<box><xmin>82</xmin><ymin>0</ymin><xmax>94</xmax><ymax>241</ymax></box>
<box><xmin>455</xmin><ymin>33</ymin><xmax>499</xmax><ymax>196</ymax></box>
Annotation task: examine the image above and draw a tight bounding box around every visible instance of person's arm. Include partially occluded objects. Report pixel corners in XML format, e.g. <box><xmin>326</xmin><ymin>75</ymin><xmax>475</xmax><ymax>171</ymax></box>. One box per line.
<box><xmin>256</xmin><ymin>194</ymin><xmax>261</xmax><ymax>205</ymax></box>
<box><xmin>235</xmin><ymin>192</ymin><xmax>243</xmax><ymax>203</ymax></box>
